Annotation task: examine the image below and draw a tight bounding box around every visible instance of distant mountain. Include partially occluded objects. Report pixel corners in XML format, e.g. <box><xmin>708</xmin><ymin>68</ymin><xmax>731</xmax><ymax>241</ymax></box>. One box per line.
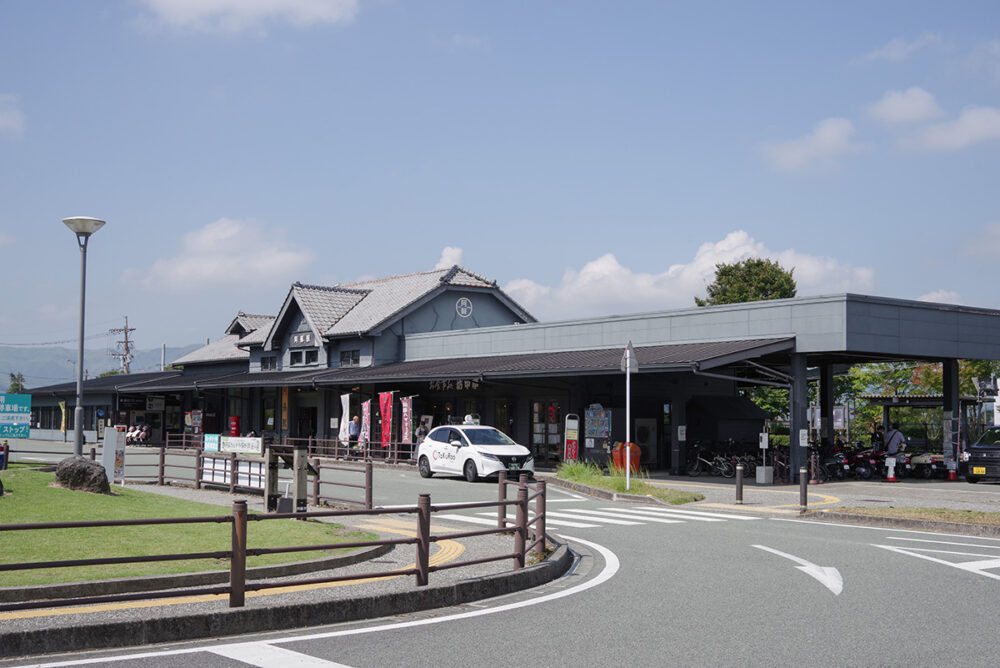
<box><xmin>2</xmin><ymin>344</ymin><xmax>202</xmax><ymax>390</ymax></box>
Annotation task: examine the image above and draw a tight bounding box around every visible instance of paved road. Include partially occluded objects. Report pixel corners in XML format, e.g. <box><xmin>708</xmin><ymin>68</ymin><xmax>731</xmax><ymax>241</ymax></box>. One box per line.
<box><xmin>7</xmin><ymin>470</ymin><xmax>1000</xmax><ymax>667</ymax></box>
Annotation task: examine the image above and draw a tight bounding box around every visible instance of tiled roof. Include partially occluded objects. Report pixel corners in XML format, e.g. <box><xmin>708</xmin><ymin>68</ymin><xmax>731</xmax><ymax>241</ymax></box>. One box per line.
<box><xmin>325</xmin><ymin>266</ymin><xmax>504</xmax><ymax>336</ymax></box>
<box><xmin>292</xmin><ymin>283</ymin><xmax>369</xmax><ymax>332</ymax></box>
<box><xmin>172</xmin><ymin>334</ymin><xmax>249</xmax><ymax>365</ymax></box>
<box><xmin>227</xmin><ymin>312</ymin><xmax>275</xmax><ymax>335</ymax></box>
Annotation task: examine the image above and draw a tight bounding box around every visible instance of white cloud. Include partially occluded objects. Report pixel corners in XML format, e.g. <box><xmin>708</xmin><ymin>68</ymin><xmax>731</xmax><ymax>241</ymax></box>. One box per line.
<box><xmin>918</xmin><ymin>290</ymin><xmax>964</xmax><ymax>304</ymax></box>
<box><xmin>138</xmin><ymin>0</ymin><xmax>358</xmax><ymax>33</ymax></box>
<box><xmin>969</xmin><ymin>40</ymin><xmax>1000</xmax><ymax>83</ymax></box>
<box><xmin>963</xmin><ymin>222</ymin><xmax>1000</xmax><ymax>258</ymax></box>
<box><xmin>435</xmin><ymin>246</ymin><xmax>464</xmax><ymax>269</ymax></box>
<box><xmin>128</xmin><ymin>218</ymin><xmax>314</xmax><ymax>290</ymax></box>
<box><xmin>906</xmin><ymin>106</ymin><xmax>1000</xmax><ymax>150</ymax></box>
<box><xmin>761</xmin><ymin>118</ymin><xmax>863</xmax><ymax>171</ymax></box>
<box><xmin>859</xmin><ymin>33</ymin><xmax>941</xmax><ymax>63</ymax></box>
<box><xmin>503</xmin><ymin>231</ymin><xmax>875</xmax><ymax>321</ymax></box>
<box><xmin>868</xmin><ymin>87</ymin><xmax>944</xmax><ymax>124</ymax></box>
<box><xmin>0</xmin><ymin>95</ymin><xmax>25</xmax><ymax>138</ymax></box>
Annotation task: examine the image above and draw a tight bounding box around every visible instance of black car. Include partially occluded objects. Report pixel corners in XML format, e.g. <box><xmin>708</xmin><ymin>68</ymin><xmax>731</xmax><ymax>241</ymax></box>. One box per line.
<box><xmin>961</xmin><ymin>427</ymin><xmax>1000</xmax><ymax>483</ymax></box>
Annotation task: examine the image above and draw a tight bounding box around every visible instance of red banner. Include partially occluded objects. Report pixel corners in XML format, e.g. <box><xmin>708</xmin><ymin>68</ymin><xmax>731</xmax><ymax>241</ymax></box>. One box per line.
<box><xmin>379</xmin><ymin>392</ymin><xmax>393</xmax><ymax>448</ymax></box>
<box><xmin>400</xmin><ymin>396</ymin><xmax>413</xmax><ymax>445</ymax></box>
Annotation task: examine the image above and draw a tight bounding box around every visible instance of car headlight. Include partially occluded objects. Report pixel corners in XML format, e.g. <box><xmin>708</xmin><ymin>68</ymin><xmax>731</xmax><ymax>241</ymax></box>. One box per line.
<box><xmin>960</xmin><ymin>451</ymin><xmax>970</xmax><ymax>462</ymax></box>
<box><xmin>480</xmin><ymin>452</ymin><xmax>500</xmax><ymax>462</ymax></box>
<box><xmin>524</xmin><ymin>456</ymin><xmax>534</xmax><ymax>467</ymax></box>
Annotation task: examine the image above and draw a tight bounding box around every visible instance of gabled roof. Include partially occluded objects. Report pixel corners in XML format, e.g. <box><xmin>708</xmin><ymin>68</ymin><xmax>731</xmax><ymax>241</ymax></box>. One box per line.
<box><xmin>225</xmin><ymin>312</ymin><xmax>275</xmax><ymax>338</ymax></box>
<box><xmin>261</xmin><ymin>283</ymin><xmax>369</xmax><ymax>351</ymax></box>
<box><xmin>257</xmin><ymin>265</ymin><xmax>534</xmax><ymax>348</ymax></box>
<box><xmin>326</xmin><ymin>265</ymin><xmax>534</xmax><ymax>336</ymax></box>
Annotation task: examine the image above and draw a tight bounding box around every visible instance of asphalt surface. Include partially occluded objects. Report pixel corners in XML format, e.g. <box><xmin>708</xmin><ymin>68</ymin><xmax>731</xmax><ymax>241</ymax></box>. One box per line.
<box><xmin>5</xmin><ymin>448</ymin><xmax>1000</xmax><ymax>663</ymax></box>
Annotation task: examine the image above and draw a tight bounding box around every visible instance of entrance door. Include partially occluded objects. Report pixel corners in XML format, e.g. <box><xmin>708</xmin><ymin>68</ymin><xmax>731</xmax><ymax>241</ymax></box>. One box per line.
<box><xmin>635</xmin><ymin>418</ymin><xmax>657</xmax><ymax>466</ymax></box>
<box><xmin>295</xmin><ymin>406</ymin><xmax>317</xmax><ymax>438</ymax></box>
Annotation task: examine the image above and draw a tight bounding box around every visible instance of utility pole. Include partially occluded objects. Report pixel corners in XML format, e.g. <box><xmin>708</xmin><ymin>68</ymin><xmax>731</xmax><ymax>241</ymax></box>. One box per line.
<box><xmin>109</xmin><ymin>315</ymin><xmax>136</xmax><ymax>374</ymax></box>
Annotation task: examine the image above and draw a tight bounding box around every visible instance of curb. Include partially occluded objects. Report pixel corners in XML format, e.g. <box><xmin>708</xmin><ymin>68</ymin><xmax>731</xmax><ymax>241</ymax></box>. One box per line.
<box><xmin>802</xmin><ymin>511</ymin><xmax>1000</xmax><ymax>537</ymax></box>
<box><xmin>0</xmin><ymin>544</ymin><xmax>393</xmax><ymax>604</ymax></box>
<box><xmin>0</xmin><ymin>541</ymin><xmax>572</xmax><ymax>659</ymax></box>
<box><xmin>547</xmin><ymin>476</ymin><xmax>679</xmax><ymax>505</ymax></box>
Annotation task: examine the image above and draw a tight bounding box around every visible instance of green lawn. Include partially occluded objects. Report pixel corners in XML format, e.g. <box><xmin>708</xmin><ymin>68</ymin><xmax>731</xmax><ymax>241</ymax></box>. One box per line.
<box><xmin>0</xmin><ymin>469</ymin><xmax>377</xmax><ymax>586</ymax></box>
<box><xmin>556</xmin><ymin>461</ymin><xmax>705</xmax><ymax>505</ymax></box>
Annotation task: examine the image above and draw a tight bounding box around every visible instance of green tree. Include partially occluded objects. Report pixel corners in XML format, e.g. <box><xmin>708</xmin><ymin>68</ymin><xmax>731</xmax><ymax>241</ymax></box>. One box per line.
<box><xmin>98</xmin><ymin>369</ymin><xmax>124</xmax><ymax>378</ymax></box>
<box><xmin>7</xmin><ymin>372</ymin><xmax>24</xmax><ymax>393</ymax></box>
<box><xmin>694</xmin><ymin>258</ymin><xmax>796</xmax><ymax>306</ymax></box>
<box><xmin>694</xmin><ymin>258</ymin><xmax>797</xmax><ymax>416</ymax></box>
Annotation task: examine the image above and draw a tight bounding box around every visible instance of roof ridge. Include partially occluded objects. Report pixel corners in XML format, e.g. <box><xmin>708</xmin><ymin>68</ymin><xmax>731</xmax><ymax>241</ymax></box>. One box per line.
<box><xmin>441</xmin><ymin>265</ymin><xmax>496</xmax><ymax>286</ymax></box>
<box><xmin>339</xmin><ymin>267</ymin><xmax>447</xmax><ymax>287</ymax></box>
<box><xmin>293</xmin><ymin>282</ymin><xmax>370</xmax><ymax>295</ymax></box>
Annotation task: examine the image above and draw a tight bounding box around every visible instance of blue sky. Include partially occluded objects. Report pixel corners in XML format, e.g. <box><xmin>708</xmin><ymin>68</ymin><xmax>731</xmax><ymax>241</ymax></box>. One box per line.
<box><xmin>2</xmin><ymin>1</ymin><xmax>1000</xmax><ymax>363</ymax></box>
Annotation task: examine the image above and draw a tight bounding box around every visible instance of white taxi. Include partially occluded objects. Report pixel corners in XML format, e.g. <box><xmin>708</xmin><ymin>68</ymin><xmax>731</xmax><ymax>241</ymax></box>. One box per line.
<box><xmin>417</xmin><ymin>425</ymin><xmax>534</xmax><ymax>482</ymax></box>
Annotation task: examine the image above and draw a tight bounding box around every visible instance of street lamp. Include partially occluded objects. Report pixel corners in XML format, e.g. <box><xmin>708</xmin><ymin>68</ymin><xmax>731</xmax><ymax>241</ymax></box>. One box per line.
<box><xmin>63</xmin><ymin>216</ymin><xmax>105</xmax><ymax>456</ymax></box>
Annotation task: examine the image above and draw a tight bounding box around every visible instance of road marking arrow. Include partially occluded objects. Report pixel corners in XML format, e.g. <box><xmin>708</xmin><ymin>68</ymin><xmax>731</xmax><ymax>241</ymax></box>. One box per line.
<box><xmin>752</xmin><ymin>544</ymin><xmax>843</xmax><ymax>595</ymax></box>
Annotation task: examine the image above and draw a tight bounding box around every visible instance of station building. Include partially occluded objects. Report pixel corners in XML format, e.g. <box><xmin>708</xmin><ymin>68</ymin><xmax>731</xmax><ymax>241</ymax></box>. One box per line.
<box><xmin>26</xmin><ymin>264</ymin><xmax>1000</xmax><ymax>476</ymax></box>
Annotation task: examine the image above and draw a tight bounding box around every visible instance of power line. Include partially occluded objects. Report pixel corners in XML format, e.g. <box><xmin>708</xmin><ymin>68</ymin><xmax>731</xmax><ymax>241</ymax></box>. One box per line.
<box><xmin>0</xmin><ymin>332</ymin><xmax>108</xmax><ymax>347</ymax></box>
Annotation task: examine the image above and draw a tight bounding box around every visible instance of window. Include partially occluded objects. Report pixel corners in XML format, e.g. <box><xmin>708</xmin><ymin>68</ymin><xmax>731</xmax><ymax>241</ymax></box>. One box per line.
<box><xmin>290</xmin><ymin>351</ymin><xmax>303</xmax><ymax>366</ymax></box>
<box><xmin>261</xmin><ymin>356</ymin><xmax>277</xmax><ymax>371</ymax></box>
<box><xmin>305</xmin><ymin>349</ymin><xmax>318</xmax><ymax>365</ymax></box>
<box><xmin>340</xmin><ymin>350</ymin><xmax>360</xmax><ymax>367</ymax></box>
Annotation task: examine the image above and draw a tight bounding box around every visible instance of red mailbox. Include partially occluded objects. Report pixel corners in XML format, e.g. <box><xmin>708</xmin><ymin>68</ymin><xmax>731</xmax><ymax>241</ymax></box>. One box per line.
<box><xmin>230</xmin><ymin>416</ymin><xmax>240</xmax><ymax>437</ymax></box>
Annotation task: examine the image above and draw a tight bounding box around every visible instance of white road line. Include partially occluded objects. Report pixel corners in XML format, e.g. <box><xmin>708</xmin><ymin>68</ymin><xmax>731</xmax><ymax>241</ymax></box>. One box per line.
<box><xmin>30</xmin><ymin>536</ymin><xmax>620</xmax><ymax>667</ymax></box>
<box><xmin>210</xmin><ymin>643</ymin><xmax>350</xmax><ymax>667</ymax></box>
<box><xmin>872</xmin><ymin>544</ymin><xmax>1000</xmax><ymax>581</ymax></box>
<box><xmin>543</xmin><ymin>510</ymin><xmax>643</xmax><ymax>526</ymax></box>
<box><xmin>636</xmin><ymin>506</ymin><xmax>759</xmax><ymax>520</ymax></box>
<box><xmin>456</xmin><ymin>513</ymin><xmax>599</xmax><ymax>528</ymax></box>
<box><xmin>886</xmin><ymin>537</ymin><xmax>1000</xmax><ymax>549</ymax></box>
<box><xmin>771</xmin><ymin>517</ymin><xmax>1000</xmax><ymax>541</ymax></box>
<box><xmin>752</xmin><ymin>544</ymin><xmax>843</xmax><ymax>595</ymax></box>
<box><xmin>605</xmin><ymin>508</ymin><xmax>724</xmax><ymax>522</ymax></box>
<box><xmin>573</xmin><ymin>509</ymin><xmax>684</xmax><ymax>524</ymax></box>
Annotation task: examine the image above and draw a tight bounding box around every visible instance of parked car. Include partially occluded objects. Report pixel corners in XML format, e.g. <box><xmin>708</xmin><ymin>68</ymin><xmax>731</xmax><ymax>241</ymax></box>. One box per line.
<box><xmin>961</xmin><ymin>426</ymin><xmax>1000</xmax><ymax>483</ymax></box>
<box><xmin>417</xmin><ymin>425</ymin><xmax>534</xmax><ymax>482</ymax></box>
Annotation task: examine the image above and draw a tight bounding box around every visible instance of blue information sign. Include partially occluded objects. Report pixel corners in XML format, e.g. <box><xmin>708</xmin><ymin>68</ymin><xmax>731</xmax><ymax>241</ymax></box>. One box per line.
<box><xmin>0</xmin><ymin>394</ymin><xmax>31</xmax><ymax>439</ymax></box>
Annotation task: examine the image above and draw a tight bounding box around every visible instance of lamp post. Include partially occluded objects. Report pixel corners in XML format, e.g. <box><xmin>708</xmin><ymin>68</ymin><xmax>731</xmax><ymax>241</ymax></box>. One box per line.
<box><xmin>63</xmin><ymin>216</ymin><xmax>105</xmax><ymax>456</ymax></box>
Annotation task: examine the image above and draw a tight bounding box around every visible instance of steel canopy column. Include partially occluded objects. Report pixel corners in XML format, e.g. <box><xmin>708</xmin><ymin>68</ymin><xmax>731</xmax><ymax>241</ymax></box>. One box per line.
<box><xmin>789</xmin><ymin>354</ymin><xmax>808</xmax><ymax>482</ymax></box>
<box><xmin>942</xmin><ymin>359</ymin><xmax>960</xmax><ymax>460</ymax></box>
<box><xmin>820</xmin><ymin>364</ymin><xmax>834</xmax><ymax>452</ymax></box>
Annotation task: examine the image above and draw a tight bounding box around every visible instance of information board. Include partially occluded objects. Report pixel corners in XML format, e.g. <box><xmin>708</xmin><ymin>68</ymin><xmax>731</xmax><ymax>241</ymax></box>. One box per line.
<box><xmin>0</xmin><ymin>394</ymin><xmax>31</xmax><ymax>439</ymax></box>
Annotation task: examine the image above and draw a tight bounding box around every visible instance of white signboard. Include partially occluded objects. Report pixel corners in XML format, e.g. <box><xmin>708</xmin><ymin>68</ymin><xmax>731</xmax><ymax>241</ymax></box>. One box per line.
<box><xmin>220</xmin><ymin>436</ymin><xmax>263</xmax><ymax>454</ymax></box>
<box><xmin>677</xmin><ymin>425</ymin><xmax>686</xmax><ymax>442</ymax></box>
<box><xmin>798</xmin><ymin>428</ymin><xmax>809</xmax><ymax>447</ymax></box>
<box><xmin>759</xmin><ymin>432</ymin><xmax>768</xmax><ymax>449</ymax></box>
<box><xmin>102</xmin><ymin>427</ymin><xmax>126</xmax><ymax>482</ymax></box>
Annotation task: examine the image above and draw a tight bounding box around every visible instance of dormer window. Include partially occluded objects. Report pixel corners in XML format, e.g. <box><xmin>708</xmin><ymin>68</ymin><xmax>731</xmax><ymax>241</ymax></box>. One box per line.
<box><xmin>305</xmin><ymin>350</ymin><xmax>318</xmax><ymax>365</ymax></box>
<box><xmin>290</xmin><ymin>351</ymin><xmax>303</xmax><ymax>365</ymax></box>
<box><xmin>261</xmin><ymin>356</ymin><xmax>277</xmax><ymax>371</ymax></box>
<box><xmin>340</xmin><ymin>350</ymin><xmax>360</xmax><ymax>367</ymax></box>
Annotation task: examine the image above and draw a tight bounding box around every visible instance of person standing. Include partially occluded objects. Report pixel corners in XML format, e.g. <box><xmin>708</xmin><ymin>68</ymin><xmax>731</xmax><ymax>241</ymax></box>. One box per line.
<box><xmin>348</xmin><ymin>415</ymin><xmax>361</xmax><ymax>448</ymax></box>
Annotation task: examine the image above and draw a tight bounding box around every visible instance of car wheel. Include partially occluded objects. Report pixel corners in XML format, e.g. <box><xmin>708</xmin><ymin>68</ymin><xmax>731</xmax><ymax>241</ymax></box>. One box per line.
<box><xmin>418</xmin><ymin>456</ymin><xmax>433</xmax><ymax>478</ymax></box>
<box><xmin>464</xmin><ymin>459</ymin><xmax>478</xmax><ymax>483</ymax></box>
<box><xmin>967</xmin><ymin>476</ymin><xmax>980</xmax><ymax>484</ymax></box>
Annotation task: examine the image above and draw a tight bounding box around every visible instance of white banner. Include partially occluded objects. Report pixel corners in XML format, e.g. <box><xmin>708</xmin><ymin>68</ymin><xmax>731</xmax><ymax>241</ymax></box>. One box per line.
<box><xmin>339</xmin><ymin>393</ymin><xmax>351</xmax><ymax>444</ymax></box>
